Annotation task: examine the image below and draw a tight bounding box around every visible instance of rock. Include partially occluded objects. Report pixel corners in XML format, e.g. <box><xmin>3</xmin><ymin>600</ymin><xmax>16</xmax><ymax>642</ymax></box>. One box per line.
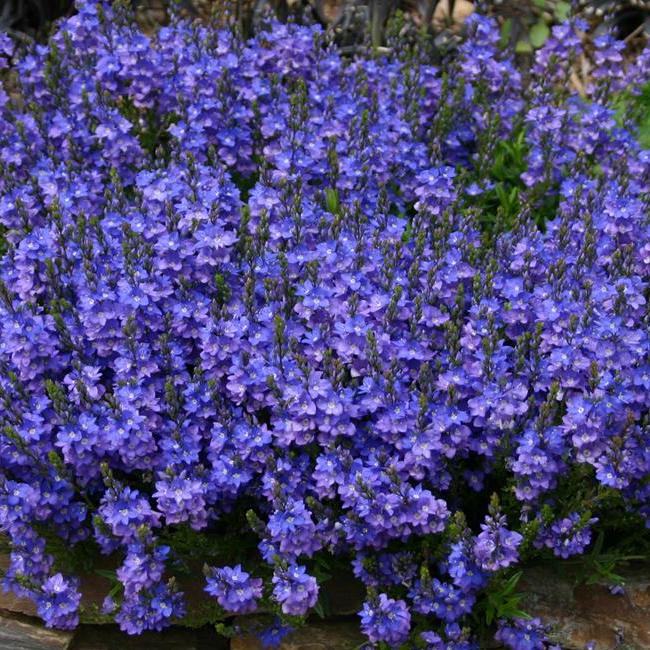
<box><xmin>0</xmin><ymin>613</ymin><xmax>73</xmax><ymax>650</ymax></box>
<box><xmin>0</xmin><ymin>551</ymin><xmax>116</xmax><ymax>623</ymax></box>
<box><xmin>0</xmin><ymin>588</ymin><xmax>38</xmax><ymax>619</ymax></box>
<box><xmin>0</xmin><ymin>555</ymin><xmax>38</xmax><ymax>618</ymax></box>
<box><xmin>0</xmin><ymin>548</ymin><xmax>364</xmax><ymax>629</ymax></box>
<box><xmin>7</xmin><ymin>549</ymin><xmax>648</xmax><ymax>650</ymax></box>
<box><xmin>231</xmin><ymin>620</ymin><xmax>365</xmax><ymax>650</ymax></box>
<box><xmin>68</xmin><ymin>624</ymin><xmax>228</xmax><ymax>650</ymax></box>
<box><xmin>520</xmin><ymin>565</ymin><xmax>650</xmax><ymax>650</ymax></box>
<box><xmin>312</xmin><ymin>0</ymin><xmax>345</xmax><ymax>25</ymax></box>
<box><xmin>432</xmin><ymin>0</ymin><xmax>475</xmax><ymax>31</ymax></box>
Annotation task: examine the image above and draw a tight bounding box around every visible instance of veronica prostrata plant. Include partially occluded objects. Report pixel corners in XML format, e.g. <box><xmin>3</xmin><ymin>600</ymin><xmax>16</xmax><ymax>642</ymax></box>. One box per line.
<box><xmin>0</xmin><ymin>3</ymin><xmax>648</xmax><ymax>648</ymax></box>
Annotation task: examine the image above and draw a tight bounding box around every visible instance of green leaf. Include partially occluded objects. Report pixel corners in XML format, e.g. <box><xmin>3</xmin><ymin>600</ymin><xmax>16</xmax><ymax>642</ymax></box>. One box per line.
<box><xmin>401</xmin><ymin>221</ymin><xmax>413</xmax><ymax>243</ymax></box>
<box><xmin>500</xmin><ymin>19</ymin><xmax>512</xmax><ymax>49</ymax></box>
<box><xmin>482</xmin><ymin>570</ymin><xmax>530</xmax><ymax>626</ymax></box>
<box><xmin>94</xmin><ymin>569</ymin><xmax>118</xmax><ymax>582</ymax></box>
<box><xmin>313</xmin><ymin>598</ymin><xmax>326</xmax><ymax>619</ymax></box>
<box><xmin>591</xmin><ymin>530</ymin><xmax>605</xmax><ymax>557</ymax></box>
<box><xmin>507</xmin><ymin>606</ymin><xmax>533</xmax><ymax>621</ymax></box>
<box><xmin>108</xmin><ymin>581</ymin><xmax>123</xmax><ymax>599</ymax></box>
<box><xmin>325</xmin><ymin>188</ymin><xmax>340</xmax><ymax>215</ymax></box>
<box><xmin>515</xmin><ymin>39</ymin><xmax>533</xmax><ymax>54</ymax></box>
<box><xmin>529</xmin><ymin>22</ymin><xmax>550</xmax><ymax>49</ymax></box>
<box><xmin>554</xmin><ymin>1</ymin><xmax>571</xmax><ymax>21</ymax></box>
<box><xmin>502</xmin><ymin>571</ymin><xmax>523</xmax><ymax>595</ymax></box>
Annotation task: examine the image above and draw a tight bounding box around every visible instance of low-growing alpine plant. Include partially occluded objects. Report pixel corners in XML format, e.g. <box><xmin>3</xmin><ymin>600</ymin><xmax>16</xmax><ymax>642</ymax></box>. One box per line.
<box><xmin>0</xmin><ymin>2</ymin><xmax>648</xmax><ymax>648</ymax></box>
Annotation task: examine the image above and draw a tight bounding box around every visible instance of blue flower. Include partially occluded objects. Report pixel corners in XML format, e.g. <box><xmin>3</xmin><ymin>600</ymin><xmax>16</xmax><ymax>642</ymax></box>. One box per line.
<box><xmin>359</xmin><ymin>593</ymin><xmax>411</xmax><ymax>646</ymax></box>
<box><xmin>205</xmin><ymin>564</ymin><xmax>263</xmax><ymax>614</ymax></box>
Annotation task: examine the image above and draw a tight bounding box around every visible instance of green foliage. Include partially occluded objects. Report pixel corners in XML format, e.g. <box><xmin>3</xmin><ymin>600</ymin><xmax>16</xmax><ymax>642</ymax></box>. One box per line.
<box><xmin>570</xmin><ymin>490</ymin><xmax>650</xmax><ymax>588</ymax></box>
<box><xmin>93</xmin><ymin>568</ymin><xmax>124</xmax><ymax>606</ymax></box>
<box><xmin>615</xmin><ymin>81</ymin><xmax>650</xmax><ymax>149</ymax></box>
<box><xmin>554</xmin><ymin>1</ymin><xmax>571</xmax><ymax>21</ymax></box>
<box><xmin>467</xmin><ymin>128</ymin><xmax>528</xmax><ymax>233</ymax></box>
<box><xmin>34</xmin><ymin>526</ymin><xmax>103</xmax><ymax>575</ymax></box>
<box><xmin>325</xmin><ymin>187</ymin><xmax>341</xmax><ymax>216</ymax></box>
<box><xmin>182</xmin><ymin>600</ymin><xmax>227</xmax><ymax>629</ymax></box>
<box><xmin>511</xmin><ymin>0</ymin><xmax>571</xmax><ymax>53</ymax></box>
<box><xmin>117</xmin><ymin>97</ymin><xmax>179</xmax><ymax>161</ymax></box>
<box><xmin>480</xmin><ymin>571</ymin><xmax>530</xmax><ymax>626</ymax></box>
<box><xmin>308</xmin><ymin>552</ymin><xmax>349</xmax><ymax>620</ymax></box>
<box><xmin>78</xmin><ymin>604</ymin><xmax>114</xmax><ymax>625</ymax></box>
<box><xmin>159</xmin><ymin>522</ymin><xmax>258</xmax><ymax>570</ymax></box>
<box><xmin>528</xmin><ymin>21</ymin><xmax>550</xmax><ymax>49</ymax></box>
<box><xmin>575</xmin><ymin>531</ymin><xmax>626</xmax><ymax>587</ymax></box>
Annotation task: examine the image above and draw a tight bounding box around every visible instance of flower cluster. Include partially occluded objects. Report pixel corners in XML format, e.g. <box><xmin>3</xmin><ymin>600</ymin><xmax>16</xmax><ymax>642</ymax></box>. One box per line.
<box><xmin>108</xmin><ymin>542</ymin><xmax>185</xmax><ymax>634</ymax></box>
<box><xmin>37</xmin><ymin>574</ymin><xmax>81</xmax><ymax>630</ymax></box>
<box><xmin>360</xmin><ymin>593</ymin><xmax>412</xmax><ymax>646</ymax></box>
<box><xmin>534</xmin><ymin>512</ymin><xmax>599</xmax><ymax>559</ymax></box>
<box><xmin>495</xmin><ymin>617</ymin><xmax>557</xmax><ymax>650</ymax></box>
<box><xmin>205</xmin><ymin>564</ymin><xmax>263</xmax><ymax>615</ymax></box>
<box><xmin>0</xmin><ymin>1</ymin><xmax>648</xmax><ymax>647</ymax></box>
<box><xmin>474</xmin><ymin>512</ymin><xmax>523</xmax><ymax>572</ymax></box>
<box><xmin>271</xmin><ymin>563</ymin><xmax>319</xmax><ymax>617</ymax></box>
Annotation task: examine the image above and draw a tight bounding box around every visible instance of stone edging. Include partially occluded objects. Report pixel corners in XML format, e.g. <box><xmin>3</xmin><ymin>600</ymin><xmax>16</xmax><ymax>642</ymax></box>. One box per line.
<box><xmin>0</xmin><ymin>562</ymin><xmax>649</xmax><ymax>649</ymax></box>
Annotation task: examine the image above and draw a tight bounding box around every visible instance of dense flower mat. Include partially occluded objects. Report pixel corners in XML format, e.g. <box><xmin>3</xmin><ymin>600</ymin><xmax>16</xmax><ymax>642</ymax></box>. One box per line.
<box><xmin>0</xmin><ymin>2</ymin><xmax>649</xmax><ymax>648</ymax></box>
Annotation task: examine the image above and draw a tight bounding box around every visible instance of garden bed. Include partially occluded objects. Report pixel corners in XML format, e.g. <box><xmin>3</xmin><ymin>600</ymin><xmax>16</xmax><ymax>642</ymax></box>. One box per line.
<box><xmin>0</xmin><ymin>1</ymin><xmax>648</xmax><ymax>649</ymax></box>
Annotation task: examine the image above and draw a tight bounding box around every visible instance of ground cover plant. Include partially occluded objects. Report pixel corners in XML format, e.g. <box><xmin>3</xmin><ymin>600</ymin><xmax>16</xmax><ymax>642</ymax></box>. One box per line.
<box><xmin>0</xmin><ymin>2</ymin><xmax>649</xmax><ymax>648</ymax></box>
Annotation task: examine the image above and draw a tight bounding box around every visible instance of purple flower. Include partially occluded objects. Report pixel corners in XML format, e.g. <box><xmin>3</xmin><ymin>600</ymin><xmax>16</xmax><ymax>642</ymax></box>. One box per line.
<box><xmin>359</xmin><ymin>594</ymin><xmax>411</xmax><ymax>646</ymax></box>
<box><xmin>0</xmin><ymin>33</ymin><xmax>14</xmax><ymax>68</ymax></box>
<box><xmin>271</xmin><ymin>564</ymin><xmax>318</xmax><ymax>616</ymax></box>
<box><xmin>535</xmin><ymin>513</ymin><xmax>598</xmax><ymax>559</ymax></box>
<box><xmin>474</xmin><ymin>514</ymin><xmax>523</xmax><ymax>572</ymax></box>
<box><xmin>0</xmin><ymin>0</ymin><xmax>647</xmax><ymax>642</ymax></box>
<box><xmin>153</xmin><ymin>473</ymin><xmax>207</xmax><ymax>530</ymax></box>
<box><xmin>495</xmin><ymin>617</ymin><xmax>550</xmax><ymax>650</ymax></box>
<box><xmin>205</xmin><ymin>565</ymin><xmax>263</xmax><ymax>614</ymax></box>
<box><xmin>266</xmin><ymin>499</ymin><xmax>321</xmax><ymax>558</ymax></box>
<box><xmin>257</xmin><ymin>618</ymin><xmax>293</xmax><ymax>649</ymax></box>
<box><xmin>37</xmin><ymin>574</ymin><xmax>81</xmax><ymax>630</ymax></box>
<box><xmin>99</xmin><ymin>486</ymin><xmax>160</xmax><ymax>541</ymax></box>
